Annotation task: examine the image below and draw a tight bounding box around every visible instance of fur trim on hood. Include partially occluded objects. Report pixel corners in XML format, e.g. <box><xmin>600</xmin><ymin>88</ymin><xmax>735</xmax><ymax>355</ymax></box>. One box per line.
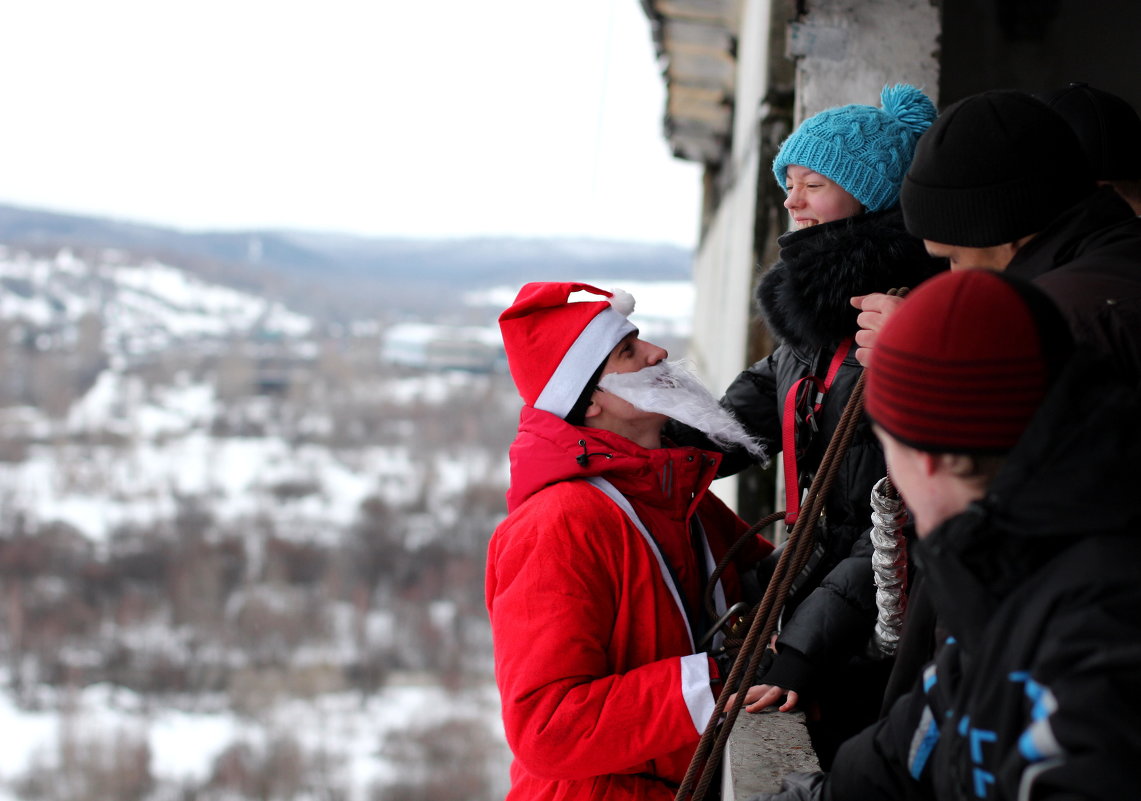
<box><xmin>756</xmin><ymin>207</ymin><xmax>946</xmax><ymax>351</ymax></box>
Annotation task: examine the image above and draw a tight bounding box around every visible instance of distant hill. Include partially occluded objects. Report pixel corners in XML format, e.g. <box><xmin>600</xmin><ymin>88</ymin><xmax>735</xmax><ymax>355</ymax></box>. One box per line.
<box><xmin>0</xmin><ymin>204</ymin><xmax>694</xmax><ymax>322</ymax></box>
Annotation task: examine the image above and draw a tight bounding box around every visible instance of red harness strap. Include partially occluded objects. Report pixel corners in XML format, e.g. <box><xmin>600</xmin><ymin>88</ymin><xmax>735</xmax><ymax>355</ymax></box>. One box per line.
<box><xmin>780</xmin><ymin>338</ymin><xmax>853</xmax><ymax>525</ymax></box>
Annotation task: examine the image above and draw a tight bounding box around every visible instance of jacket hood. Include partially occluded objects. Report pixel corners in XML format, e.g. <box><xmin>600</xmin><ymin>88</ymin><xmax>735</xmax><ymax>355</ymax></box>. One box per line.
<box><xmin>756</xmin><ymin>207</ymin><xmax>946</xmax><ymax>351</ymax></box>
<box><xmin>505</xmin><ymin>405</ymin><xmax>722</xmax><ymax>514</ymax></box>
<box><xmin>917</xmin><ymin>352</ymin><xmax>1141</xmax><ymax>645</ymax></box>
<box><xmin>1007</xmin><ymin>185</ymin><xmax>1137</xmax><ymax>281</ymax></box>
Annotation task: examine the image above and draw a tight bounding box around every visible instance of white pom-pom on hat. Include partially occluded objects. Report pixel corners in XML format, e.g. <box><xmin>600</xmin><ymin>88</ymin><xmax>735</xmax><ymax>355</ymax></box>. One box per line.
<box><xmin>608</xmin><ymin>288</ymin><xmax>635</xmax><ymax>317</ymax></box>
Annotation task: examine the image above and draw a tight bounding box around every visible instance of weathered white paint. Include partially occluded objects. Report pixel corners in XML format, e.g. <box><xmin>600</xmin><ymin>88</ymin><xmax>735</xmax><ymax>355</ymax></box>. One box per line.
<box><xmin>685</xmin><ymin>0</ymin><xmax>779</xmax><ymax>510</ymax></box>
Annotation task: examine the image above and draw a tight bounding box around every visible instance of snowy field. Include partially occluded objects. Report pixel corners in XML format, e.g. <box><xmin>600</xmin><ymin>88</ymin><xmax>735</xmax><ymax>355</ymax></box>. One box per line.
<box><xmin>0</xmin><ymin>673</ymin><xmax>512</xmax><ymax>800</ymax></box>
<box><xmin>0</xmin><ymin>245</ymin><xmax>695</xmax><ymax>799</ymax></box>
<box><xmin>0</xmin><ymin>368</ymin><xmax>509</xmax><ymax>544</ymax></box>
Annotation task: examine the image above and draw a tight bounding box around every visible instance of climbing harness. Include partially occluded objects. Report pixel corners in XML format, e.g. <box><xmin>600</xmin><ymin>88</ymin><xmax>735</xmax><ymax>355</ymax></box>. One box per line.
<box><xmin>780</xmin><ymin>338</ymin><xmax>853</xmax><ymax>526</ymax></box>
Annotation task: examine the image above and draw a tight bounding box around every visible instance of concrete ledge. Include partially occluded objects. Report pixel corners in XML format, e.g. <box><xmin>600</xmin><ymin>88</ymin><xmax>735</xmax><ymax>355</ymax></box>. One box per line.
<box><xmin>723</xmin><ymin>709</ymin><xmax>820</xmax><ymax>800</ymax></box>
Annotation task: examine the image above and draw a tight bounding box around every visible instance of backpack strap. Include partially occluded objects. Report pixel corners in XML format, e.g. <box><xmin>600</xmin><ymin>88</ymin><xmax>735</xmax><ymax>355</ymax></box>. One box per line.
<box><xmin>584</xmin><ymin>476</ymin><xmax>723</xmax><ymax>650</ymax></box>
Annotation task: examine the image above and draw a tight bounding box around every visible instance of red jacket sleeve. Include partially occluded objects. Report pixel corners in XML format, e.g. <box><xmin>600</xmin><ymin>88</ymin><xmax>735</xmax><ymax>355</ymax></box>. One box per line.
<box><xmin>486</xmin><ymin>488</ymin><xmax>716</xmax><ymax>781</ymax></box>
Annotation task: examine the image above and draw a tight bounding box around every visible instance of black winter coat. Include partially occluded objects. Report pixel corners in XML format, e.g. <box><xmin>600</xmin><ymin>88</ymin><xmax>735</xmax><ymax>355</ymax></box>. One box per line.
<box><xmin>1008</xmin><ymin>186</ymin><xmax>1141</xmax><ymax>384</ymax></box>
<box><xmin>823</xmin><ymin>354</ymin><xmax>1141</xmax><ymax>800</ymax></box>
<box><xmin>722</xmin><ymin>209</ymin><xmax>942</xmax><ymax>671</ymax></box>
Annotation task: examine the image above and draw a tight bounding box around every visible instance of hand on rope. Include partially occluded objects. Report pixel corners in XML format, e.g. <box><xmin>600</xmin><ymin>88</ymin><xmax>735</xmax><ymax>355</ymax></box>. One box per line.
<box><xmin>700</xmin><ymin>511</ymin><xmax>786</xmax><ymax>662</ymax></box>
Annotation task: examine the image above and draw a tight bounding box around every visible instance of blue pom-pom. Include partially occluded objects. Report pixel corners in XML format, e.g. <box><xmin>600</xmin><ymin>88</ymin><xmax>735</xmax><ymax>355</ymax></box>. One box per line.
<box><xmin>880</xmin><ymin>83</ymin><xmax>937</xmax><ymax>137</ymax></box>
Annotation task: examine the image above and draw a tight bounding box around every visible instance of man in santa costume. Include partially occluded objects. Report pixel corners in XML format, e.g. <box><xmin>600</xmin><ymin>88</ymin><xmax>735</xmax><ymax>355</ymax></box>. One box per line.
<box><xmin>487</xmin><ymin>282</ymin><xmax>774</xmax><ymax>800</ymax></box>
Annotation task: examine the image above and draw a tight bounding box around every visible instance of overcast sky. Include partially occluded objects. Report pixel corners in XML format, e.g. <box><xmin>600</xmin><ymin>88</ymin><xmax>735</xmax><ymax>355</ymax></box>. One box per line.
<box><xmin>0</xmin><ymin>1</ymin><xmax>703</xmax><ymax>248</ymax></box>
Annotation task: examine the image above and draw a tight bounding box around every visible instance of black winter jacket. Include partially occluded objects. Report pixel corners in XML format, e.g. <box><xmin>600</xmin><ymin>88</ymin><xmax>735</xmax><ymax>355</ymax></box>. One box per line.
<box><xmin>720</xmin><ymin>209</ymin><xmax>943</xmax><ymax>692</ymax></box>
<box><xmin>822</xmin><ymin>355</ymin><xmax>1141</xmax><ymax>800</ymax></box>
<box><xmin>1008</xmin><ymin>186</ymin><xmax>1141</xmax><ymax>384</ymax></box>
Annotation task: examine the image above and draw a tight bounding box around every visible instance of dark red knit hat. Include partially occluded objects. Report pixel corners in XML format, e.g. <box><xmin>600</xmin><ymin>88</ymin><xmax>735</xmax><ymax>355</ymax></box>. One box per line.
<box><xmin>865</xmin><ymin>269</ymin><xmax>1070</xmax><ymax>453</ymax></box>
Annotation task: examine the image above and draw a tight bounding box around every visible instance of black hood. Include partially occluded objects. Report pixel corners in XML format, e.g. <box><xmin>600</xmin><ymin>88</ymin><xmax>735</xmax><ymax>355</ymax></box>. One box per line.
<box><xmin>756</xmin><ymin>207</ymin><xmax>946</xmax><ymax>351</ymax></box>
<box><xmin>917</xmin><ymin>352</ymin><xmax>1141</xmax><ymax>649</ymax></box>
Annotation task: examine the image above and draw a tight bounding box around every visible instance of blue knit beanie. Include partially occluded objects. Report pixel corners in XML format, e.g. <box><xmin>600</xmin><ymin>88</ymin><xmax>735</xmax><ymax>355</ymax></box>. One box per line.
<box><xmin>773</xmin><ymin>84</ymin><xmax>937</xmax><ymax>212</ymax></box>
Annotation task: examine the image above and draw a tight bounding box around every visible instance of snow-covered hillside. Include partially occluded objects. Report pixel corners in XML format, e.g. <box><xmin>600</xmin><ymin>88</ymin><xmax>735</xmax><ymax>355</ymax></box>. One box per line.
<box><xmin>0</xmin><ymin>244</ymin><xmax>522</xmax><ymax>800</ymax></box>
<box><xmin>0</xmin><ymin>243</ymin><xmax>694</xmax><ymax>801</ymax></box>
<box><xmin>0</xmin><ymin>246</ymin><xmax>312</xmax><ymax>357</ymax></box>
<box><xmin>1</xmin><ymin>369</ymin><xmax>507</xmax><ymax>543</ymax></box>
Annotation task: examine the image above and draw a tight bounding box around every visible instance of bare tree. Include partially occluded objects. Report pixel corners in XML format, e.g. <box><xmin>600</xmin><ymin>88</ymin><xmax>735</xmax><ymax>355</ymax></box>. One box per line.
<box><xmin>377</xmin><ymin>717</ymin><xmax>505</xmax><ymax>801</ymax></box>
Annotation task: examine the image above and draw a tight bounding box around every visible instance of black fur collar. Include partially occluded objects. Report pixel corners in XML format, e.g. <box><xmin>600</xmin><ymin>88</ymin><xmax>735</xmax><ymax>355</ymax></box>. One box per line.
<box><xmin>756</xmin><ymin>207</ymin><xmax>946</xmax><ymax>351</ymax></box>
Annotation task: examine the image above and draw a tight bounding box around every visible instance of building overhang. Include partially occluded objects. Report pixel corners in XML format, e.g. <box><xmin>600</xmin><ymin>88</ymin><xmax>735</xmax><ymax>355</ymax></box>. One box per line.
<box><xmin>639</xmin><ymin>0</ymin><xmax>738</xmax><ymax>165</ymax></box>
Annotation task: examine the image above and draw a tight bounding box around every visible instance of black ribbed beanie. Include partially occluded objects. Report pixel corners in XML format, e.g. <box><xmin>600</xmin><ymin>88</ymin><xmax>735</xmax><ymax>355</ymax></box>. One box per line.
<box><xmin>901</xmin><ymin>90</ymin><xmax>1095</xmax><ymax>247</ymax></box>
<box><xmin>1037</xmin><ymin>82</ymin><xmax>1141</xmax><ymax>180</ymax></box>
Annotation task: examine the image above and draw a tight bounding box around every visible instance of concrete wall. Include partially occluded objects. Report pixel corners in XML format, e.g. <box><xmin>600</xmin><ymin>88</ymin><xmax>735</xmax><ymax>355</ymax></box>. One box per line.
<box><xmin>689</xmin><ymin>0</ymin><xmax>778</xmax><ymax>400</ymax></box>
<box><xmin>789</xmin><ymin>0</ymin><xmax>941</xmax><ymax>121</ymax></box>
<box><xmin>724</xmin><ymin>709</ymin><xmax>820</xmax><ymax>799</ymax></box>
<box><xmin>687</xmin><ymin>0</ymin><xmax>785</xmax><ymax>510</ymax></box>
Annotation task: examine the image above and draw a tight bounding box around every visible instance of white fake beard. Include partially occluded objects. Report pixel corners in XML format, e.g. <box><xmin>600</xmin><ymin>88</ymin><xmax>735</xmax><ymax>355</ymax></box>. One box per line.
<box><xmin>598</xmin><ymin>360</ymin><xmax>770</xmax><ymax>466</ymax></box>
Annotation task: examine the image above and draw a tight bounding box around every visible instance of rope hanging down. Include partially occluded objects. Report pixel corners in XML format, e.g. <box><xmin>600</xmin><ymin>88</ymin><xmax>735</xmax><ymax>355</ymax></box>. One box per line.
<box><xmin>678</xmin><ymin>368</ymin><xmax>867</xmax><ymax>801</ymax></box>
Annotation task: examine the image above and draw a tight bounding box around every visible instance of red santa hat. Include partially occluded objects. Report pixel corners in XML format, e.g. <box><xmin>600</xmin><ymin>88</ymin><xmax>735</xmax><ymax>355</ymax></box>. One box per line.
<box><xmin>498</xmin><ymin>282</ymin><xmax>637</xmax><ymax>418</ymax></box>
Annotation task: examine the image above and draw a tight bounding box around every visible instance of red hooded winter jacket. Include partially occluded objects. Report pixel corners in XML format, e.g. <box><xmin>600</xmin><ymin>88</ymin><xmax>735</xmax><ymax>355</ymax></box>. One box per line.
<box><xmin>486</xmin><ymin>406</ymin><xmax>773</xmax><ymax>800</ymax></box>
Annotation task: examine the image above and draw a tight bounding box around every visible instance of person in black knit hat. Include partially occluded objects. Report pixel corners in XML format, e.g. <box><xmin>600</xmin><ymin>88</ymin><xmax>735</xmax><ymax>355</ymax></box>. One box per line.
<box><xmin>1037</xmin><ymin>81</ymin><xmax>1141</xmax><ymax>214</ymax></box>
<box><xmin>852</xmin><ymin>89</ymin><xmax>1141</xmax><ymax>385</ymax></box>
<box><xmin>900</xmin><ymin>90</ymin><xmax>1094</xmax><ymax>249</ymax></box>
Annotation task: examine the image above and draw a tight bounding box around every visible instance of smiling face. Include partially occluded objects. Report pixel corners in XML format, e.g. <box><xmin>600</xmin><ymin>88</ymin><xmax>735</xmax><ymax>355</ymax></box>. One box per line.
<box><xmin>783</xmin><ymin>165</ymin><xmax>864</xmax><ymax>229</ymax></box>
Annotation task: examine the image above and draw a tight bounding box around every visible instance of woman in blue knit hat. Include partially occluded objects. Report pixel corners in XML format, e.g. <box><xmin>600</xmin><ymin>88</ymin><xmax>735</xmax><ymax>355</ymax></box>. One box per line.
<box><xmin>672</xmin><ymin>84</ymin><xmax>945</xmax><ymax>766</ymax></box>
